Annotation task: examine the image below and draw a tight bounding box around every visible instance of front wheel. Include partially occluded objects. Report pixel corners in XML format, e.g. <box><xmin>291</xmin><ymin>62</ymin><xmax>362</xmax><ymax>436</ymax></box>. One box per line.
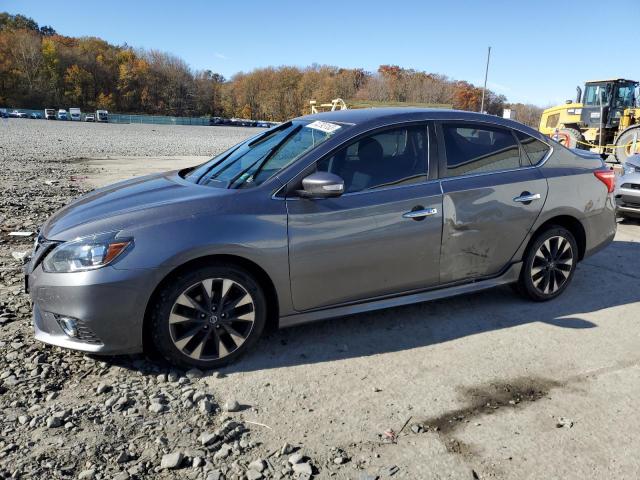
<box><xmin>150</xmin><ymin>264</ymin><xmax>266</xmax><ymax>369</ymax></box>
<box><xmin>516</xmin><ymin>227</ymin><xmax>578</xmax><ymax>301</ymax></box>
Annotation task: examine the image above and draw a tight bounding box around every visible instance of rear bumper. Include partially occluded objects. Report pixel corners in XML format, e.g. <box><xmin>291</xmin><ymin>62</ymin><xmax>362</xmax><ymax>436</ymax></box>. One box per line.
<box><xmin>28</xmin><ymin>264</ymin><xmax>159</xmax><ymax>355</ymax></box>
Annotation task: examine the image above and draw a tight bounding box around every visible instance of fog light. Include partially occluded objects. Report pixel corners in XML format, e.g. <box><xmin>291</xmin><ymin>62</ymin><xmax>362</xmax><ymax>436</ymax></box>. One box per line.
<box><xmin>55</xmin><ymin>315</ymin><xmax>79</xmax><ymax>338</ymax></box>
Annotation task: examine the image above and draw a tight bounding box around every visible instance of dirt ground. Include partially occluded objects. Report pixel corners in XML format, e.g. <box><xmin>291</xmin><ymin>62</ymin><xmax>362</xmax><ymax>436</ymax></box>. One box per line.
<box><xmin>81</xmin><ymin>155</ymin><xmax>640</xmax><ymax>479</ymax></box>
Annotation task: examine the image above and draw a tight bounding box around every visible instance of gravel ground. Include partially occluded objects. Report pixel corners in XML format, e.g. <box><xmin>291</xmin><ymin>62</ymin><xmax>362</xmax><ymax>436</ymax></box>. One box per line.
<box><xmin>0</xmin><ymin>118</ymin><xmax>256</xmax><ymax>160</ymax></box>
<box><xmin>2</xmin><ymin>119</ymin><xmax>640</xmax><ymax>480</ymax></box>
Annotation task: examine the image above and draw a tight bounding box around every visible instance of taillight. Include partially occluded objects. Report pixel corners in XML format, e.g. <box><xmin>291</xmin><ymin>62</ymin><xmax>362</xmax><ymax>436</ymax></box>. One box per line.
<box><xmin>594</xmin><ymin>169</ymin><xmax>615</xmax><ymax>193</ymax></box>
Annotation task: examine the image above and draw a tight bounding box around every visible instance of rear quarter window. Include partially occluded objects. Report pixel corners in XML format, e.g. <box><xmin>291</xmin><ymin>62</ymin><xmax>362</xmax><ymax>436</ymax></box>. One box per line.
<box><xmin>515</xmin><ymin>131</ymin><xmax>551</xmax><ymax>165</ymax></box>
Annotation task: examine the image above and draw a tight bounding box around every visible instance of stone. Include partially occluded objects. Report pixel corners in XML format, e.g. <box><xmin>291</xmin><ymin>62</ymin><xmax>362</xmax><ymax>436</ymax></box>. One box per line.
<box><xmin>185</xmin><ymin>368</ymin><xmax>203</xmax><ymax>379</ymax></box>
<box><xmin>96</xmin><ymin>382</ymin><xmax>111</xmax><ymax>394</ymax></box>
<box><xmin>46</xmin><ymin>416</ymin><xmax>62</xmax><ymax>428</ymax></box>
<box><xmin>249</xmin><ymin>459</ymin><xmax>266</xmax><ymax>472</ymax></box>
<box><xmin>213</xmin><ymin>443</ymin><xmax>232</xmax><ymax>461</ymax></box>
<box><xmin>246</xmin><ymin>470</ymin><xmax>263</xmax><ymax>480</ymax></box>
<box><xmin>199</xmin><ymin>432</ymin><xmax>218</xmax><ymax>446</ymax></box>
<box><xmin>206</xmin><ymin>470</ymin><xmax>223</xmax><ymax>480</ymax></box>
<box><xmin>77</xmin><ymin>469</ymin><xmax>96</xmax><ymax>480</ymax></box>
<box><xmin>224</xmin><ymin>399</ymin><xmax>241</xmax><ymax>412</ymax></box>
<box><xmin>116</xmin><ymin>451</ymin><xmax>129</xmax><ymax>463</ymax></box>
<box><xmin>199</xmin><ymin>399</ymin><xmax>214</xmax><ymax>414</ymax></box>
<box><xmin>288</xmin><ymin>453</ymin><xmax>304</xmax><ymax>465</ymax></box>
<box><xmin>149</xmin><ymin>403</ymin><xmax>166</xmax><ymax>413</ymax></box>
<box><xmin>160</xmin><ymin>451</ymin><xmax>184</xmax><ymax>470</ymax></box>
<box><xmin>292</xmin><ymin>462</ymin><xmax>312</xmax><ymax>475</ymax></box>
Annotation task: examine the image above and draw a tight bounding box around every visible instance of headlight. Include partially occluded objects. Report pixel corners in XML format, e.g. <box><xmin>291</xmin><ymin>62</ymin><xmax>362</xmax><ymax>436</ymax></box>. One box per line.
<box><xmin>42</xmin><ymin>232</ymin><xmax>132</xmax><ymax>273</ymax></box>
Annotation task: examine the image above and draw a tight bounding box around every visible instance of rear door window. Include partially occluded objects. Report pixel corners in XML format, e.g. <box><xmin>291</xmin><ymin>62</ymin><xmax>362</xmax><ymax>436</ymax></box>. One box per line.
<box><xmin>441</xmin><ymin>123</ymin><xmax>521</xmax><ymax>177</ymax></box>
<box><xmin>515</xmin><ymin>131</ymin><xmax>551</xmax><ymax>165</ymax></box>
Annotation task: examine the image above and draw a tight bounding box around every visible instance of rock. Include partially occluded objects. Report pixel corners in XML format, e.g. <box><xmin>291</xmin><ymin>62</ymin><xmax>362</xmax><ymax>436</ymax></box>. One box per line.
<box><xmin>96</xmin><ymin>382</ymin><xmax>111</xmax><ymax>394</ymax></box>
<box><xmin>288</xmin><ymin>453</ymin><xmax>304</xmax><ymax>464</ymax></box>
<box><xmin>46</xmin><ymin>416</ymin><xmax>62</xmax><ymax>428</ymax></box>
<box><xmin>77</xmin><ymin>469</ymin><xmax>96</xmax><ymax>480</ymax></box>
<box><xmin>249</xmin><ymin>459</ymin><xmax>266</xmax><ymax>472</ymax></box>
<box><xmin>280</xmin><ymin>443</ymin><xmax>293</xmax><ymax>455</ymax></box>
<box><xmin>206</xmin><ymin>470</ymin><xmax>223</xmax><ymax>480</ymax></box>
<box><xmin>410</xmin><ymin>424</ymin><xmax>424</xmax><ymax>434</ymax></box>
<box><xmin>116</xmin><ymin>451</ymin><xmax>129</xmax><ymax>463</ymax></box>
<box><xmin>149</xmin><ymin>402</ymin><xmax>166</xmax><ymax>413</ymax></box>
<box><xmin>292</xmin><ymin>462</ymin><xmax>312</xmax><ymax>475</ymax></box>
<box><xmin>224</xmin><ymin>399</ymin><xmax>241</xmax><ymax>412</ymax></box>
<box><xmin>199</xmin><ymin>431</ymin><xmax>218</xmax><ymax>446</ymax></box>
<box><xmin>334</xmin><ymin>456</ymin><xmax>346</xmax><ymax>465</ymax></box>
<box><xmin>199</xmin><ymin>399</ymin><xmax>214</xmax><ymax>414</ymax></box>
<box><xmin>112</xmin><ymin>473</ymin><xmax>129</xmax><ymax>480</ymax></box>
<box><xmin>556</xmin><ymin>416</ymin><xmax>574</xmax><ymax>428</ymax></box>
<box><xmin>11</xmin><ymin>251</ymin><xmax>28</xmax><ymax>262</ymax></box>
<box><xmin>213</xmin><ymin>443</ymin><xmax>232</xmax><ymax>461</ymax></box>
<box><xmin>160</xmin><ymin>451</ymin><xmax>184</xmax><ymax>470</ymax></box>
<box><xmin>247</xmin><ymin>470</ymin><xmax>263</xmax><ymax>480</ymax></box>
<box><xmin>156</xmin><ymin>373</ymin><xmax>167</xmax><ymax>383</ymax></box>
<box><xmin>185</xmin><ymin>368</ymin><xmax>203</xmax><ymax>379</ymax></box>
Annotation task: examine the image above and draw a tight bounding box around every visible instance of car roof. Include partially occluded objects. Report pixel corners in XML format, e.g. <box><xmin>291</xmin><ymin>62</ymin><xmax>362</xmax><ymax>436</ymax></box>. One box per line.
<box><xmin>297</xmin><ymin>107</ymin><xmax>542</xmax><ymax>137</ymax></box>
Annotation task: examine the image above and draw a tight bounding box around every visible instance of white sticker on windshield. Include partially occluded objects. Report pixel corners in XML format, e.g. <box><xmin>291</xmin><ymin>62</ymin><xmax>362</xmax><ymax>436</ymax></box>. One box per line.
<box><xmin>305</xmin><ymin>120</ymin><xmax>341</xmax><ymax>133</ymax></box>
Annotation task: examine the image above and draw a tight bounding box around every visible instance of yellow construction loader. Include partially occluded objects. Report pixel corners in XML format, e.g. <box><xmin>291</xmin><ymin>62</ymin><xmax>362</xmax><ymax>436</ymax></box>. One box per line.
<box><xmin>539</xmin><ymin>78</ymin><xmax>640</xmax><ymax>162</ymax></box>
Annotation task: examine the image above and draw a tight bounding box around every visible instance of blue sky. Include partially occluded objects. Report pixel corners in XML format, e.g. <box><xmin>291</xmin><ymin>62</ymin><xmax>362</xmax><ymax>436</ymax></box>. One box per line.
<box><xmin>4</xmin><ymin>0</ymin><xmax>639</xmax><ymax>106</ymax></box>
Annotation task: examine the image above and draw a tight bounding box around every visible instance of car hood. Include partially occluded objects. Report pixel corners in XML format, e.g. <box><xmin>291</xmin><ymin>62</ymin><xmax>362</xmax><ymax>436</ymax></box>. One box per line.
<box><xmin>42</xmin><ymin>171</ymin><xmax>233</xmax><ymax>240</ymax></box>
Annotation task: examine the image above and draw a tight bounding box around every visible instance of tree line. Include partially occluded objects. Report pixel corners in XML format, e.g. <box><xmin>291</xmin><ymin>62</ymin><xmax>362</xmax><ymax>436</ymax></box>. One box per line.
<box><xmin>0</xmin><ymin>12</ymin><xmax>543</xmax><ymax>126</ymax></box>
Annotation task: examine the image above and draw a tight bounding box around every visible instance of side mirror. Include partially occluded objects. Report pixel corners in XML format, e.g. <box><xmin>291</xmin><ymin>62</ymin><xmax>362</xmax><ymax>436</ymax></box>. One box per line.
<box><xmin>298</xmin><ymin>172</ymin><xmax>344</xmax><ymax>199</ymax></box>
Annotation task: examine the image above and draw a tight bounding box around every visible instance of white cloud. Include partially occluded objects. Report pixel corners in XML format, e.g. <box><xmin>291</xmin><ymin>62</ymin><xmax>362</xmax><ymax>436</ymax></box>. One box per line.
<box><xmin>214</xmin><ymin>52</ymin><xmax>228</xmax><ymax>60</ymax></box>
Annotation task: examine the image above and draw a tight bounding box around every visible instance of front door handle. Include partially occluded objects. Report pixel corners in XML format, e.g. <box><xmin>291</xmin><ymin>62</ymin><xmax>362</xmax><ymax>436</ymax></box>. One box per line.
<box><xmin>513</xmin><ymin>192</ymin><xmax>541</xmax><ymax>204</ymax></box>
<box><xmin>402</xmin><ymin>207</ymin><xmax>438</xmax><ymax>220</ymax></box>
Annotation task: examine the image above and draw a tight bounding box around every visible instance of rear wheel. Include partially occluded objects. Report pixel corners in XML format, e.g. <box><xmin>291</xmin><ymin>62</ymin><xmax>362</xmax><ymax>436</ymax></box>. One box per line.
<box><xmin>614</xmin><ymin>127</ymin><xmax>640</xmax><ymax>163</ymax></box>
<box><xmin>517</xmin><ymin>227</ymin><xmax>578</xmax><ymax>301</ymax></box>
<box><xmin>150</xmin><ymin>264</ymin><xmax>266</xmax><ymax>369</ymax></box>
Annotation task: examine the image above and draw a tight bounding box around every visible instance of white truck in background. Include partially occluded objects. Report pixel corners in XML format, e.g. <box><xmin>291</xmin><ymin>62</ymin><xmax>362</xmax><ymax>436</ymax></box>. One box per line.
<box><xmin>96</xmin><ymin>110</ymin><xmax>109</xmax><ymax>123</ymax></box>
<box><xmin>69</xmin><ymin>107</ymin><xmax>81</xmax><ymax>121</ymax></box>
<box><xmin>44</xmin><ymin>108</ymin><xmax>56</xmax><ymax>120</ymax></box>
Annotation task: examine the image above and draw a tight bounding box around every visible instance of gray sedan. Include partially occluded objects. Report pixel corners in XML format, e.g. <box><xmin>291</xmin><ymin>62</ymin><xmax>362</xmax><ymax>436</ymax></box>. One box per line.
<box><xmin>25</xmin><ymin>109</ymin><xmax>617</xmax><ymax>368</ymax></box>
<box><xmin>615</xmin><ymin>154</ymin><xmax>640</xmax><ymax>218</ymax></box>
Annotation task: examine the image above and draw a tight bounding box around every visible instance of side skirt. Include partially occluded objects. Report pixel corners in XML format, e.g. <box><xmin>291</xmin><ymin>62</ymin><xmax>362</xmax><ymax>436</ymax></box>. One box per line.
<box><xmin>279</xmin><ymin>262</ymin><xmax>522</xmax><ymax>328</ymax></box>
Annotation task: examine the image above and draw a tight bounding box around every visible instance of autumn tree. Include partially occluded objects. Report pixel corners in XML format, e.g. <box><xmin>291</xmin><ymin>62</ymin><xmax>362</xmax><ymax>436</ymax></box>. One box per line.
<box><xmin>64</xmin><ymin>64</ymin><xmax>94</xmax><ymax>105</ymax></box>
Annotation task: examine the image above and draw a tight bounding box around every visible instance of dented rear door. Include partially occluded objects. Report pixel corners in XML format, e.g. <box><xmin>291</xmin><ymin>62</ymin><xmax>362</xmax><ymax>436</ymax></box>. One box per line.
<box><xmin>436</xmin><ymin>122</ymin><xmax>548</xmax><ymax>283</ymax></box>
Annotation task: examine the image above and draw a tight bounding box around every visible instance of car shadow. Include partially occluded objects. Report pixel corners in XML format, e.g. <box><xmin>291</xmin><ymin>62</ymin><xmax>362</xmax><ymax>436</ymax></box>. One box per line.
<box><xmin>100</xmin><ymin>240</ymin><xmax>640</xmax><ymax>375</ymax></box>
<box><xmin>226</xmin><ymin>239</ymin><xmax>640</xmax><ymax>373</ymax></box>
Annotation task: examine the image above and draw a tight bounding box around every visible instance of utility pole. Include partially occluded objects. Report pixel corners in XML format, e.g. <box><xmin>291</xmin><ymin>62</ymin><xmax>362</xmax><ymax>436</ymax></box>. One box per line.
<box><xmin>480</xmin><ymin>46</ymin><xmax>491</xmax><ymax>114</ymax></box>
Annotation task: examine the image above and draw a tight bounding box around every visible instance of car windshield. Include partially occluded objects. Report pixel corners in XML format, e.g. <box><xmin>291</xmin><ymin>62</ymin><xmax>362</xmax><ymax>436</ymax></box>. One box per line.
<box><xmin>185</xmin><ymin>119</ymin><xmax>347</xmax><ymax>188</ymax></box>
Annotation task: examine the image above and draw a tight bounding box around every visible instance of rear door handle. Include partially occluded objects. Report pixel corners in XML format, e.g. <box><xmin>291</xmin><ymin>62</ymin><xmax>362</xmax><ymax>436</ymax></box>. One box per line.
<box><xmin>513</xmin><ymin>193</ymin><xmax>541</xmax><ymax>203</ymax></box>
<box><xmin>402</xmin><ymin>207</ymin><xmax>438</xmax><ymax>220</ymax></box>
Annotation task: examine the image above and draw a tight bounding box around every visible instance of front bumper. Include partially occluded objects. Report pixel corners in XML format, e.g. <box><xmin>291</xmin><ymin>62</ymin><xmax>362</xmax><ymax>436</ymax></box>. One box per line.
<box><xmin>27</xmin><ymin>262</ymin><xmax>159</xmax><ymax>355</ymax></box>
<box><xmin>615</xmin><ymin>183</ymin><xmax>640</xmax><ymax>217</ymax></box>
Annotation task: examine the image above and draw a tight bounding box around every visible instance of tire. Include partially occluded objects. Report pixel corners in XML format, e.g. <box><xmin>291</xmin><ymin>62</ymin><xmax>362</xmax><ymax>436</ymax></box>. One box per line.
<box><xmin>516</xmin><ymin>226</ymin><xmax>578</xmax><ymax>302</ymax></box>
<box><xmin>150</xmin><ymin>264</ymin><xmax>266</xmax><ymax>369</ymax></box>
<box><xmin>557</xmin><ymin>128</ymin><xmax>587</xmax><ymax>150</ymax></box>
<box><xmin>614</xmin><ymin>127</ymin><xmax>640</xmax><ymax>163</ymax></box>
